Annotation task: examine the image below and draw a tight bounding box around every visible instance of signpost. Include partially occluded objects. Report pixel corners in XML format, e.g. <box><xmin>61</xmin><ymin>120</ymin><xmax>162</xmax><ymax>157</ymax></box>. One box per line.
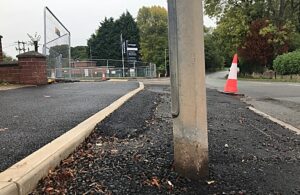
<box><xmin>120</xmin><ymin>36</ymin><xmax>139</xmax><ymax>77</ymax></box>
<box><xmin>126</xmin><ymin>41</ymin><xmax>139</xmax><ymax>63</ymax></box>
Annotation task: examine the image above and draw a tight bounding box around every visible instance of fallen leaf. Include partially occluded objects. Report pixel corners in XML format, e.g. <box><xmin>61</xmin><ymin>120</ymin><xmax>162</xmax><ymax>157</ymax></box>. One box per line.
<box><xmin>167</xmin><ymin>180</ymin><xmax>174</xmax><ymax>191</ymax></box>
<box><xmin>151</xmin><ymin>177</ymin><xmax>160</xmax><ymax>188</ymax></box>
<box><xmin>167</xmin><ymin>180</ymin><xmax>174</xmax><ymax>187</ymax></box>
<box><xmin>62</xmin><ymin>156</ymin><xmax>74</xmax><ymax>165</ymax></box>
<box><xmin>45</xmin><ymin>187</ymin><xmax>54</xmax><ymax>192</ymax></box>
<box><xmin>87</xmin><ymin>154</ymin><xmax>94</xmax><ymax>158</ymax></box>
<box><xmin>0</xmin><ymin>128</ymin><xmax>8</xmax><ymax>132</ymax></box>
<box><xmin>111</xmin><ymin>149</ymin><xmax>118</xmax><ymax>154</ymax></box>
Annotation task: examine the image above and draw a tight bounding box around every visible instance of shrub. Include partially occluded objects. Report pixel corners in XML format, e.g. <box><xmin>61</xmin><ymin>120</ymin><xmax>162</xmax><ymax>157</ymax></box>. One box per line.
<box><xmin>273</xmin><ymin>51</ymin><xmax>300</xmax><ymax>75</ymax></box>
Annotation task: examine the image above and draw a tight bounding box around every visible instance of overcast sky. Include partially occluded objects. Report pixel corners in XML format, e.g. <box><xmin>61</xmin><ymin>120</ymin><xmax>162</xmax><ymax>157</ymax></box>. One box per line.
<box><xmin>0</xmin><ymin>0</ymin><xmax>215</xmax><ymax>57</ymax></box>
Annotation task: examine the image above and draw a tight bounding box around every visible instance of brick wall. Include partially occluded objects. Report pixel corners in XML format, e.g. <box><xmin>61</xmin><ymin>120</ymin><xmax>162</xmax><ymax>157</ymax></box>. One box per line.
<box><xmin>0</xmin><ymin>51</ymin><xmax>48</xmax><ymax>85</ymax></box>
<box><xmin>18</xmin><ymin>52</ymin><xmax>48</xmax><ymax>85</ymax></box>
<box><xmin>71</xmin><ymin>61</ymin><xmax>97</xmax><ymax>68</ymax></box>
<box><xmin>0</xmin><ymin>62</ymin><xmax>20</xmax><ymax>84</ymax></box>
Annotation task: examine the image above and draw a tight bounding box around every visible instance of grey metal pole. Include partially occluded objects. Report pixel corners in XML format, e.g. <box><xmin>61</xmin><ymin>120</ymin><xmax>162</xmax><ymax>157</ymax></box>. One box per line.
<box><xmin>120</xmin><ymin>33</ymin><xmax>125</xmax><ymax>77</ymax></box>
<box><xmin>165</xmin><ymin>49</ymin><xmax>168</xmax><ymax>77</ymax></box>
<box><xmin>168</xmin><ymin>0</ymin><xmax>208</xmax><ymax>179</ymax></box>
<box><xmin>43</xmin><ymin>7</ymin><xmax>46</xmax><ymax>55</ymax></box>
<box><xmin>133</xmin><ymin>60</ymin><xmax>136</xmax><ymax>77</ymax></box>
<box><xmin>106</xmin><ymin>59</ymin><xmax>109</xmax><ymax>77</ymax></box>
<box><xmin>68</xmin><ymin>32</ymin><xmax>71</xmax><ymax>79</ymax></box>
<box><xmin>149</xmin><ymin>63</ymin><xmax>152</xmax><ymax>78</ymax></box>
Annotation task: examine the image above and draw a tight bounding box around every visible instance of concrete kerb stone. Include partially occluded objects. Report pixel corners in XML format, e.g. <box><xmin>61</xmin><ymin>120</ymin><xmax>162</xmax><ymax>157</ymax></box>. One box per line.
<box><xmin>0</xmin><ymin>182</ymin><xmax>18</xmax><ymax>195</ymax></box>
<box><xmin>108</xmin><ymin>79</ymin><xmax>128</xmax><ymax>82</ymax></box>
<box><xmin>0</xmin><ymin>82</ymin><xmax>145</xmax><ymax>195</ymax></box>
<box><xmin>0</xmin><ymin>85</ymin><xmax>35</xmax><ymax>91</ymax></box>
<box><xmin>248</xmin><ymin>106</ymin><xmax>300</xmax><ymax>135</ymax></box>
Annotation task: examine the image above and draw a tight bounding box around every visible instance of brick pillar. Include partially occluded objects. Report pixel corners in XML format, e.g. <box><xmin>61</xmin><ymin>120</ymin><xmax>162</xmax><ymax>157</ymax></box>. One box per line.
<box><xmin>0</xmin><ymin>35</ymin><xmax>3</xmax><ymax>62</ymax></box>
<box><xmin>17</xmin><ymin>51</ymin><xmax>48</xmax><ymax>85</ymax></box>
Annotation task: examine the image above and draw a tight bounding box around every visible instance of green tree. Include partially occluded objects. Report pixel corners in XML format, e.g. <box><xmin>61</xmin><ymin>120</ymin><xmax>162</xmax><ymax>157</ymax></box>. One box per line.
<box><xmin>3</xmin><ymin>52</ymin><xmax>15</xmax><ymax>62</ymax></box>
<box><xmin>115</xmin><ymin>11</ymin><xmax>140</xmax><ymax>50</ymax></box>
<box><xmin>88</xmin><ymin>17</ymin><xmax>119</xmax><ymax>60</ymax></box>
<box><xmin>71</xmin><ymin>46</ymin><xmax>88</xmax><ymax>60</ymax></box>
<box><xmin>205</xmin><ymin>0</ymin><xmax>300</xmax><ymax>72</ymax></box>
<box><xmin>205</xmin><ymin>0</ymin><xmax>300</xmax><ymax>30</ymax></box>
<box><xmin>87</xmin><ymin>11</ymin><xmax>139</xmax><ymax>61</ymax></box>
<box><xmin>49</xmin><ymin>44</ymin><xmax>69</xmax><ymax>59</ymax></box>
<box><xmin>289</xmin><ymin>32</ymin><xmax>300</xmax><ymax>51</ymax></box>
<box><xmin>213</xmin><ymin>8</ymin><xmax>249</xmax><ymax>65</ymax></box>
<box><xmin>137</xmin><ymin>6</ymin><xmax>168</xmax><ymax>72</ymax></box>
<box><xmin>204</xmin><ymin>34</ymin><xmax>224</xmax><ymax>71</ymax></box>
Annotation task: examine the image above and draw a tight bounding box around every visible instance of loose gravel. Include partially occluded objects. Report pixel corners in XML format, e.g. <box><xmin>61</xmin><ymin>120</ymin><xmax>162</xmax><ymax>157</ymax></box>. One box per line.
<box><xmin>31</xmin><ymin>86</ymin><xmax>300</xmax><ymax>195</ymax></box>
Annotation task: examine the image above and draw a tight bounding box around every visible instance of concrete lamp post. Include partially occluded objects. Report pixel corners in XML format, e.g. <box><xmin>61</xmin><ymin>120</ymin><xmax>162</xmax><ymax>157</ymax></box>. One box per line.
<box><xmin>167</xmin><ymin>0</ymin><xmax>209</xmax><ymax>179</ymax></box>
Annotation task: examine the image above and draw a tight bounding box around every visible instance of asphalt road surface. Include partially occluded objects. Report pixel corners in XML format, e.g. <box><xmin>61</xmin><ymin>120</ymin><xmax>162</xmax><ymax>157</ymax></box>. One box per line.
<box><xmin>0</xmin><ymin>81</ymin><xmax>139</xmax><ymax>172</ymax></box>
<box><xmin>206</xmin><ymin>71</ymin><xmax>300</xmax><ymax>129</ymax></box>
<box><xmin>32</xmin><ymin>85</ymin><xmax>300</xmax><ymax>194</ymax></box>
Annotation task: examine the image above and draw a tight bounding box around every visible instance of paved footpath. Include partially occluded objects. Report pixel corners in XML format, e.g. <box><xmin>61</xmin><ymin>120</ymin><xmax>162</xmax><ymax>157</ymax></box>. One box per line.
<box><xmin>0</xmin><ymin>81</ymin><xmax>138</xmax><ymax>172</ymax></box>
<box><xmin>32</xmin><ymin>85</ymin><xmax>300</xmax><ymax>195</ymax></box>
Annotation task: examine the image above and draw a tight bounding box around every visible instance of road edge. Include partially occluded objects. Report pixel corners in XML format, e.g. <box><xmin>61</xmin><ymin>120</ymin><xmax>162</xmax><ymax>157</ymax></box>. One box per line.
<box><xmin>248</xmin><ymin>106</ymin><xmax>300</xmax><ymax>135</ymax></box>
<box><xmin>0</xmin><ymin>82</ymin><xmax>144</xmax><ymax>195</ymax></box>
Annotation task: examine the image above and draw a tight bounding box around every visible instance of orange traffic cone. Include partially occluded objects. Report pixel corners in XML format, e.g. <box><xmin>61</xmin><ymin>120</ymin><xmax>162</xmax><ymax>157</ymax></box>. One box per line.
<box><xmin>224</xmin><ymin>54</ymin><xmax>238</xmax><ymax>93</ymax></box>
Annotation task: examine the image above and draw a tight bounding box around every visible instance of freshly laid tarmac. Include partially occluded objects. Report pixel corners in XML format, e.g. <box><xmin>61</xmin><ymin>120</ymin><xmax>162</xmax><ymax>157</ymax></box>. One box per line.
<box><xmin>31</xmin><ymin>85</ymin><xmax>300</xmax><ymax>194</ymax></box>
<box><xmin>0</xmin><ymin>81</ymin><xmax>138</xmax><ymax>172</ymax></box>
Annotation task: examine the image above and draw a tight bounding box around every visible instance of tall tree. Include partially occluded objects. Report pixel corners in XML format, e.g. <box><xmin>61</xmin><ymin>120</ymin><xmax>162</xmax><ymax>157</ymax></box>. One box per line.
<box><xmin>87</xmin><ymin>17</ymin><xmax>119</xmax><ymax>60</ymax></box>
<box><xmin>204</xmin><ymin>33</ymin><xmax>224</xmax><ymax>71</ymax></box>
<box><xmin>137</xmin><ymin>6</ymin><xmax>168</xmax><ymax>72</ymax></box>
<box><xmin>115</xmin><ymin>11</ymin><xmax>140</xmax><ymax>48</ymax></box>
<box><xmin>71</xmin><ymin>46</ymin><xmax>88</xmax><ymax>60</ymax></box>
<box><xmin>205</xmin><ymin>0</ymin><xmax>300</xmax><ymax>71</ymax></box>
<box><xmin>212</xmin><ymin>8</ymin><xmax>250</xmax><ymax>65</ymax></box>
<box><xmin>205</xmin><ymin>0</ymin><xmax>300</xmax><ymax>30</ymax></box>
<box><xmin>49</xmin><ymin>44</ymin><xmax>69</xmax><ymax>59</ymax></box>
<box><xmin>87</xmin><ymin>12</ymin><xmax>139</xmax><ymax>61</ymax></box>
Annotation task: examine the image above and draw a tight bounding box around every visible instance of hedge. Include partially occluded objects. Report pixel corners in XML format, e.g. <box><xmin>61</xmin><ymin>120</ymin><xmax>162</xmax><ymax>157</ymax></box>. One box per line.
<box><xmin>273</xmin><ymin>51</ymin><xmax>300</xmax><ymax>75</ymax></box>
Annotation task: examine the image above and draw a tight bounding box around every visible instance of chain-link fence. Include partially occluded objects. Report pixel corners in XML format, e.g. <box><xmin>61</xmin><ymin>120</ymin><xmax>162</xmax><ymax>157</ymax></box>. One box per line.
<box><xmin>47</xmin><ymin>59</ymin><xmax>156</xmax><ymax>80</ymax></box>
<box><xmin>43</xmin><ymin>7</ymin><xmax>71</xmax><ymax>78</ymax></box>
